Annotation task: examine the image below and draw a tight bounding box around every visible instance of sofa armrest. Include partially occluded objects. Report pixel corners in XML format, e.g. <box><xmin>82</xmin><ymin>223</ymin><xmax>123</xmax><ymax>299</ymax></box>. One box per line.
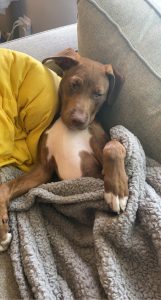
<box><xmin>0</xmin><ymin>23</ymin><xmax>77</xmax><ymax>61</ymax></box>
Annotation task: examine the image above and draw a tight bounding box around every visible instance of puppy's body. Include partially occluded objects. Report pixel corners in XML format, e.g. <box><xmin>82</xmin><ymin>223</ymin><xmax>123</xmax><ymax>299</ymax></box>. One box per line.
<box><xmin>46</xmin><ymin>117</ymin><xmax>95</xmax><ymax>179</ymax></box>
<box><xmin>45</xmin><ymin>117</ymin><xmax>107</xmax><ymax>180</ymax></box>
<box><xmin>0</xmin><ymin>48</ymin><xmax>128</xmax><ymax>251</ymax></box>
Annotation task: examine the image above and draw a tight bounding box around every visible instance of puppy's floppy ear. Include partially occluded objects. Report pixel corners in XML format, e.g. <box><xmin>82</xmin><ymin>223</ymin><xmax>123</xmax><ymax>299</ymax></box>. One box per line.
<box><xmin>105</xmin><ymin>64</ymin><xmax>125</xmax><ymax>106</ymax></box>
<box><xmin>42</xmin><ymin>48</ymin><xmax>80</xmax><ymax>71</ymax></box>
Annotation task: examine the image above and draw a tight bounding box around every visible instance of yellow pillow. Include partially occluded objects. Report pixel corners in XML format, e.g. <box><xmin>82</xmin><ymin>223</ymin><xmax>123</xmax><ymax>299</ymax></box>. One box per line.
<box><xmin>0</xmin><ymin>49</ymin><xmax>61</xmax><ymax>172</ymax></box>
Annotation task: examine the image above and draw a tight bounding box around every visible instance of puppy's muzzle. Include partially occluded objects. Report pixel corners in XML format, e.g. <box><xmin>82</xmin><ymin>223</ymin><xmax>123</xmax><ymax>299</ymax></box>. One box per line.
<box><xmin>70</xmin><ymin>110</ymin><xmax>88</xmax><ymax>129</ymax></box>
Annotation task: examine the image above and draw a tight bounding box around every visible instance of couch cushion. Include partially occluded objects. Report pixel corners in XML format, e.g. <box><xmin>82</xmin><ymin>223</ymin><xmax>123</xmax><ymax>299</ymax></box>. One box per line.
<box><xmin>77</xmin><ymin>0</ymin><xmax>161</xmax><ymax>163</ymax></box>
<box><xmin>0</xmin><ymin>24</ymin><xmax>78</xmax><ymax>61</ymax></box>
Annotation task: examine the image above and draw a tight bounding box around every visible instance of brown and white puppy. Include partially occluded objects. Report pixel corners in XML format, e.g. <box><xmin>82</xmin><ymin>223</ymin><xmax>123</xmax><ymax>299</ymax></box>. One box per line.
<box><xmin>0</xmin><ymin>48</ymin><xmax>128</xmax><ymax>251</ymax></box>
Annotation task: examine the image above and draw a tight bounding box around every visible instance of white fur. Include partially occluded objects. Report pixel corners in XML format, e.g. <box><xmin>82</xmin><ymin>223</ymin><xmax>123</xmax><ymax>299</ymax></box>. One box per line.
<box><xmin>119</xmin><ymin>196</ymin><xmax>128</xmax><ymax>212</ymax></box>
<box><xmin>46</xmin><ymin>118</ymin><xmax>93</xmax><ymax>180</ymax></box>
<box><xmin>0</xmin><ymin>232</ymin><xmax>12</xmax><ymax>252</ymax></box>
<box><xmin>104</xmin><ymin>192</ymin><xmax>128</xmax><ymax>213</ymax></box>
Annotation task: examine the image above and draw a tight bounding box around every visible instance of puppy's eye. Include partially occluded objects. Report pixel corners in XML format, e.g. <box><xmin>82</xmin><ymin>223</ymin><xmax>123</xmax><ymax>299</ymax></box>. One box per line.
<box><xmin>71</xmin><ymin>81</ymin><xmax>79</xmax><ymax>90</ymax></box>
<box><xmin>70</xmin><ymin>77</ymin><xmax>82</xmax><ymax>92</ymax></box>
<box><xmin>93</xmin><ymin>91</ymin><xmax>104</xmax><ymax>99</ymax></box>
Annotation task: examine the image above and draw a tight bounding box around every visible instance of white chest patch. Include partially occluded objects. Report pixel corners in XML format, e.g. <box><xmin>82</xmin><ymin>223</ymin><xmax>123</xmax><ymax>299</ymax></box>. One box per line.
<box><xmin>46</xmin><ymin>118</ymin><xmax>93</xmax><ymax>179</ymax></box>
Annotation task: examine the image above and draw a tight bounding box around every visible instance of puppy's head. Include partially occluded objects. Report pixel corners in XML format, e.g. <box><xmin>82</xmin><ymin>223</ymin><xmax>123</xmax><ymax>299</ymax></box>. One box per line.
<box><xmin>43</xmin><ymin>48</ymin><xmax>124</xmax><ymax>130</ymax></box>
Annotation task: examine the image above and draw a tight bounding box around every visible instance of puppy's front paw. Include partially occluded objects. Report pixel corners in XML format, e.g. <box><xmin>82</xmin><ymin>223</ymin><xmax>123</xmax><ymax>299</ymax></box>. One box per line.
<box><xmin>104</xmin><ymin>192</ymin><xmax>128</xmax><ymax>213</ymax></box>
<box><xmin>0</xmin><ymin>232</ymin><xmax>12</xmax><ymax>252</ymax></box>
<box><xmin>0</xmin><ymin>184</ymin><xmax>11</xmax><ymax>252</ymax></box>
<box><xmin>103</xmin><ymin>140</ymin><xmax>128</xmax><ymax>214</ymax></box>
<box><xmin>0</xmin><ymin>212</ymin><xmax>11</xmax><ymax>252</ymax></box>
<box><xmin>103</xmin><ymin>171</ymin><xmax>129</xmax><ymax>214</ymax></box>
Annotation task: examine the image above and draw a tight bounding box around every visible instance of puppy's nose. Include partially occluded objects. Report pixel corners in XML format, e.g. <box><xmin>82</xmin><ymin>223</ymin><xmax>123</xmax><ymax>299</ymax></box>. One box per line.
<box><xmin>71</xmin><ymin>111</ymin><xmax>87</xmax><ymax>127</ymax></box>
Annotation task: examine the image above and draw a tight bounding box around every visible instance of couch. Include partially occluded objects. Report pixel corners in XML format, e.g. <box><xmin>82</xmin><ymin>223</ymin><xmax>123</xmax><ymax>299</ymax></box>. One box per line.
<box><xmin>0</xmin><ymin>23</ymin><xmax>77</xmax><ymax>300</ymax></box>
<box><xmin>1</xmin><ymin>0</ymin><xmax>161</xmax><ymax>298</ymax></box>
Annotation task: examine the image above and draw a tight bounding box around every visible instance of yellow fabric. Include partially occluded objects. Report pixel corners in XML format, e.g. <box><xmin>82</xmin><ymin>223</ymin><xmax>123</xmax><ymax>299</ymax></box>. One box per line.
<box><xmin>0</xmin><ymin>49</ymin><xmax>61</xmax><ymax>172</ymax></box>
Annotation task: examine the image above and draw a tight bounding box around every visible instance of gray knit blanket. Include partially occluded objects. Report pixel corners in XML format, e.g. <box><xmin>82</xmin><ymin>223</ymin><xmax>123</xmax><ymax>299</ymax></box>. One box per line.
<box><xmin>1</xmin><ymin>125</ymin><xmax>161</xmax><ymax>300</ymax></box>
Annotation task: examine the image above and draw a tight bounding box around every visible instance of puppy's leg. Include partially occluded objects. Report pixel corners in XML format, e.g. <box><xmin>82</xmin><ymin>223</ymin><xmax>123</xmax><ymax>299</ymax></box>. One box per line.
<box><xmin>89</xmin><ymin>122</ymin><xmax>109</xmax><ymax>166</ymax></box>
<box><xmin>103</xmin><ymin>140</ymin><xmax>128</xmax><ymax>213</ymax></box>
<box><xmin>0</xmin><ymin>163</ymin><xmax>53</xmax><ymax>251</ymax></box>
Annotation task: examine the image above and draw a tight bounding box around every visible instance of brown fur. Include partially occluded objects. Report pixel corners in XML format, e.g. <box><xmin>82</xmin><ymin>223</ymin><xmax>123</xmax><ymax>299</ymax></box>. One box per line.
<box><xmin>103</xmin><ymin>141</ymin><xmax>128</xmax><ymax>197</ymax></box>
<box><xmin>59</xmin><ymin>58</ymin><xmax>110</xmax><ymax>130</ymax></box>
<box><xmin>79</xmin><ymin>151</ymin><xmax>102</xmax><ymax>178</ymax></box>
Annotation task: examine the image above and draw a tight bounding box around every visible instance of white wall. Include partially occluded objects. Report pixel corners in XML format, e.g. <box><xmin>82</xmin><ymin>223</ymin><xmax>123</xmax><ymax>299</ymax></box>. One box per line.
<box><xmin>12</xmin><ymin>0</ymin><xmax>77</xmax><ymax>34</ymax></box>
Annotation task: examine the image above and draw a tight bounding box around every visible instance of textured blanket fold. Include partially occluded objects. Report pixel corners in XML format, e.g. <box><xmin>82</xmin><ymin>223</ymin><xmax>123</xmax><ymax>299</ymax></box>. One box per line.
<box><xmin>1</xmin><ymin>125</ymin><xmax>161</xmax><ymax>300</ymax></box>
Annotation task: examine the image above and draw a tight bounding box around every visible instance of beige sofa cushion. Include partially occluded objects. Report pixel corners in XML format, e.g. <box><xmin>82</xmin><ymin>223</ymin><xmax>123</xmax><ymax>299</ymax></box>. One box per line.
<box><xmin>77</xmin><ymin>0</ymin><xmax>161</xmax><ymax>163</ymax></box>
